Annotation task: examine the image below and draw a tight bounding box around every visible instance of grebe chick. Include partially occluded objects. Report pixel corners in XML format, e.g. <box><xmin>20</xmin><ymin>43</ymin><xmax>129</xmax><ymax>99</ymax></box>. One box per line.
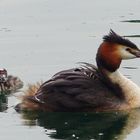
<box><xmin>0</xmin><ymin>68</ymin><xmax>23</xmax><ymax>93</ymax></box>
<box><xmin>16</xmin><ymin>30</ymin><xmax>140</xmax><ymax>112</ymax></box>
<box><xmin>6</xmin><ymin>75</ymin><xmax>23</xmax><ymax>93</ymax></box>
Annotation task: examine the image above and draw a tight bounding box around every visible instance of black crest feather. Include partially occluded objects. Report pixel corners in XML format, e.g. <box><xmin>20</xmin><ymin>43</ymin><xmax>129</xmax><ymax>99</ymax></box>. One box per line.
<box><xmin>103</xmin><ymin>29</ymin><xmax>138</xmax><ymax>49</ymax></box>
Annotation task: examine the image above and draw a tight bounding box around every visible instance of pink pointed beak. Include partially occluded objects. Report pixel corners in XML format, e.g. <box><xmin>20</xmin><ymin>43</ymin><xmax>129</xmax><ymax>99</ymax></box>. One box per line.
<box><xmin>135</xmin><ymin>50</ymin><xmax>140</xmax><ymax>57</ymax></box>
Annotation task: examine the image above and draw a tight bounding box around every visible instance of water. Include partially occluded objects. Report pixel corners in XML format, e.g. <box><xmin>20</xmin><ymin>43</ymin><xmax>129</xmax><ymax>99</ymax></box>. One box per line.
<box><xmin>0</xmin><ymin>0</ymin><xmax>140</xmax><ymax>139</ymax></box>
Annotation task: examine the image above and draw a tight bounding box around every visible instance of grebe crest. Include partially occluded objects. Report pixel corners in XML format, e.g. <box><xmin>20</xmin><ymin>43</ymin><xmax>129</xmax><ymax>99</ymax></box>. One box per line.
<box><xmin>96</xmin><ymin>30</ymin><xmax>140</xmax><ymax>72</ymax></box>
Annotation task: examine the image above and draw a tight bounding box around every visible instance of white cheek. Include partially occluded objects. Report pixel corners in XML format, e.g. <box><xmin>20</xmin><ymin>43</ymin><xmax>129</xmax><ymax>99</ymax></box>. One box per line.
<box><xmin>119</xmin><ymin>47</ymin><xmax>136</xmax><ymax>59</ymax></box>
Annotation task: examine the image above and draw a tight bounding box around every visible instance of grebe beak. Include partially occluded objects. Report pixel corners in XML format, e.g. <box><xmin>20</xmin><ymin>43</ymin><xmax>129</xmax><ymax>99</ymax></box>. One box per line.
<box><xmin>135</xmin><ymin>49</ymin><xmax>140</xmax><ymax>58</ymax></box>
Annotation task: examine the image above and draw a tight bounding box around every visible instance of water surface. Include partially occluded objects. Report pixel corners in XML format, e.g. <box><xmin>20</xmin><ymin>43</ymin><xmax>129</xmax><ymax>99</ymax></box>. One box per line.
<box><xmin>0</xmin><ymin>0</ymin><xmax>140</xmax><ymax>140</ymax></box>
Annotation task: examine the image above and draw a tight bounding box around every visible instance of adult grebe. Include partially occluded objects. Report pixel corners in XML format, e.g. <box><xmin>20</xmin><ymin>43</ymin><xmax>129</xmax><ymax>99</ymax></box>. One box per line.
<box><xmin>16</xmin><ymin>30</ymin><xmax>140</xmax><ymax>112</ymax></box>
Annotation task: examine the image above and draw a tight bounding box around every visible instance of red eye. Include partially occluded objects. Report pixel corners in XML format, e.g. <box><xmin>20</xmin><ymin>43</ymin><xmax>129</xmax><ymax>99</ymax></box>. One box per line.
<box><xmin>126</xmin><ymin>48</ymin><xmax>131</xmax><ymax>52</ymax></box>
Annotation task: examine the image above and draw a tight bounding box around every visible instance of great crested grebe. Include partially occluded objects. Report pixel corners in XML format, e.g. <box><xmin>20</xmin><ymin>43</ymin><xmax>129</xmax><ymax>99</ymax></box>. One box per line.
<box><xmin>16</xmin><ymin>30</ymin><xmax>140</xmax><ymax>112</ymax></box>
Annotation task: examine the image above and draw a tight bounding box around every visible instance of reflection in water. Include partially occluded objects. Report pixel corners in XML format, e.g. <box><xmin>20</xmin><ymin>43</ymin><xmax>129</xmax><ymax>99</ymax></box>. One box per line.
<box><xmin>19</xmin><ymin>110</ymin><xmax>140</xmax><ymax>140</ymax></box>
<box><xmin>123</xmin><ymin>35</ymin><xmax>140</xmax><ymax>38</ymax></box>
<box><xmin>0</xmin><ymin>93</ymin><xmax>8</xmax><ymax>112</ymax></box>
<box><xmin>123</xmin><ymin>66</ymin><xmax>138</xmax><ymax>69</ymax></box>
<box><xmin>0</xmin><ymin>74</ymin><xmax>23</xmax><ymax>112</ymax></box>
<box><xmin>121</xmin><ymin>20</ymin><xmax>140</xmax><ymax>23</ymax></box>
<box><xmin>121</xmin><ymin>20</ymin><xmax>140</xmax><ymax>38</ymax></box>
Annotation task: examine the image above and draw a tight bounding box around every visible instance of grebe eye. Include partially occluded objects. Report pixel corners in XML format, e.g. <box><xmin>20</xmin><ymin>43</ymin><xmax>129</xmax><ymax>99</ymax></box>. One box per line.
<box><xmin>126</xmin><ymin>48</ymin><xmax>131</xmax><ymax>52</ymax></box>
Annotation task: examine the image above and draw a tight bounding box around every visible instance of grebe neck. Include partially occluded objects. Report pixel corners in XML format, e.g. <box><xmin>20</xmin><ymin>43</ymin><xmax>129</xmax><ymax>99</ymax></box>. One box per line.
<box><xmin>104</xmin><ymin>70</ymin><xmax>140</xmax><ymax>108</ymax></box>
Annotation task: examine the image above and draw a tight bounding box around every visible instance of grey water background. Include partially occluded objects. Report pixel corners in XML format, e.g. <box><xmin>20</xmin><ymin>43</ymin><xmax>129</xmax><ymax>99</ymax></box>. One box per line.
<box><xmin>0</xmin><ymin>0</ymin><xmax>140</xmax><ymax>140</ymax></box>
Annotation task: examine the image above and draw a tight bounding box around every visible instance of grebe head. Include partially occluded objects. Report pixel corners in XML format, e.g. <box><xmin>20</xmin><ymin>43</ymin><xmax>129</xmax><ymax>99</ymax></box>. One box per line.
<box><xmin>96</xmin><ymin>30</ymin><xmax>140</xmax><ymax>72</ymax></box>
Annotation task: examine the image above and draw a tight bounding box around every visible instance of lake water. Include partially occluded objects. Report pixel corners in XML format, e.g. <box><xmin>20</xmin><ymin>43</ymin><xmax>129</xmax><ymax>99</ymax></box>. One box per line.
<box><xmin>0</xmin><ymin>0</ymin><xmax>140</xmax><ymax>140</ymax></box>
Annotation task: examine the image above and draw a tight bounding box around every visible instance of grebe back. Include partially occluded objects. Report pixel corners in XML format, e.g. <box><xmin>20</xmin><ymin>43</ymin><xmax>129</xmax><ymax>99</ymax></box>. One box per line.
<box><xmin>16</xmin><ymin>30</ymin><xmax>140</xmax><ymax>112</ymax></box>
